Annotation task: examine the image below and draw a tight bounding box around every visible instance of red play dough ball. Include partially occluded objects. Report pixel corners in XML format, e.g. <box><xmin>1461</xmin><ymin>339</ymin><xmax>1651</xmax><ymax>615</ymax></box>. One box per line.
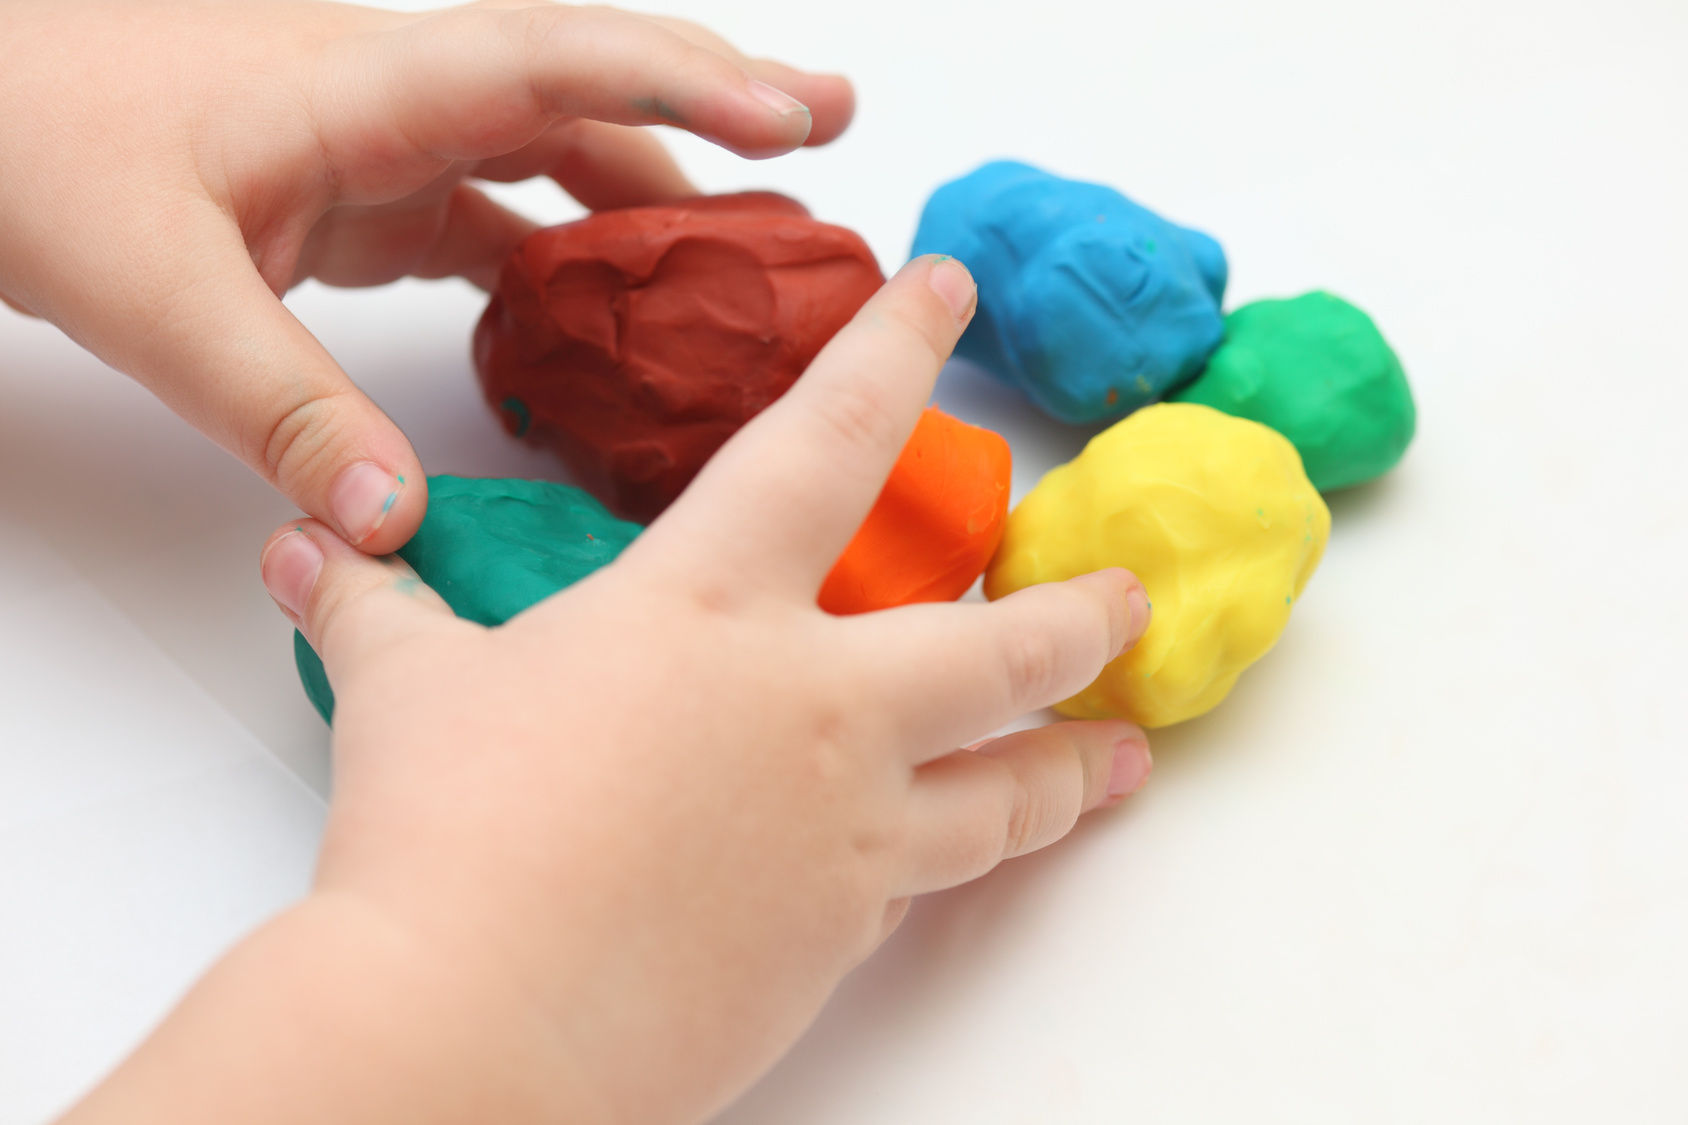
<box><xmin>473</xmin><ymin>192</ymin><xmax>885</xmax><ymax>522</ymax></box>
<box><xmin>819</xmin><ymin>407</ymin><xmax>1012</xmax><ymax>615</ymax></box>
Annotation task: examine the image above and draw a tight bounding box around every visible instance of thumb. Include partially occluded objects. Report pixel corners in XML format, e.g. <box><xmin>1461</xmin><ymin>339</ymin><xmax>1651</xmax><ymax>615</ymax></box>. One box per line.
<box><xmin>122</xmin><ymin>219</ymin><xmax>428</xmax><ymax>554</ymax></box>
<box><xmin>259</xmin><ymin>518</ymin><xmax>456</xmax><ymax>682</ymax></box>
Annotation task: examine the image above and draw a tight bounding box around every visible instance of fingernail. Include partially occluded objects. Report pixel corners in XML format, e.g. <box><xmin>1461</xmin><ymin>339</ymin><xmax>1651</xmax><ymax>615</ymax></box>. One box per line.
<box><xmin>927</xmin><ymin>256</ymin><xmax>977</xmax><ymax>323</ymax></box>
<box><xmin>1124</xmin><ymin>585</ymin><xmax>1152</xmax><ymax>648</ymax></box>
<box><xmin>1105</xmin><ymin>732</ymin><xmax>1152</xmax><ymax>802</ymax></box>
<box><xmin>330</xmin><ymin>462</ymin><xmax>404</xmax><ymax>546</ymax></box>
<box><xmin>261</xmin><ymin>529</ymin><xmax>323</xmax><ymax>618</ymax></box>
<box><xmin>748</xmin><ymin>79</ymin><xmax>809</xmax><ymax>118</ymax></box>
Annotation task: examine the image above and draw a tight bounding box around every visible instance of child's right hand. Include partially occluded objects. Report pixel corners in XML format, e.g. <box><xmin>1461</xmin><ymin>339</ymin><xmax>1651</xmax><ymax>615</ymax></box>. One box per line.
<box><xmin>0</xmin><ymin>0</ymin><xmax>852</xmax><ymax>555</ymax></box>
<box><xmin>64</xmin><ymin>257</ymin><xmax>1154</xmax><ymax>1125</ymax></box>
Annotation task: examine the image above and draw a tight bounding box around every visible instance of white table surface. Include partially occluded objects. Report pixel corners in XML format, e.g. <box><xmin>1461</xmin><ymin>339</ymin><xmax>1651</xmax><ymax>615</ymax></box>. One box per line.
<box><xmin>3</xmin><ymin>0</ymin><xmax>1686</xmax><ymax>1120</ymax></box>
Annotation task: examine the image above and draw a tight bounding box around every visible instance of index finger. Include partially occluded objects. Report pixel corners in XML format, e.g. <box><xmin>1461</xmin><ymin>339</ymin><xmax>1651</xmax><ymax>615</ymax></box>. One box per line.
<box><xmin>637</xmin><ymin>255</ymin><xmax>977</xmax><ymax>600</ymax></box>
<box><xmin>315</xmin><ymin>4</ymin><xmax>815</xmax><ymax>189</ymax></box>
<box><xmin>447</xmin><ymin>2</ymin><xmax>854</xmax><ymax>145</ymax></box>
<box><xmin>636</xmin><ymin>14</ymin><xmax>857</xmax><ymax>145</ymax></box>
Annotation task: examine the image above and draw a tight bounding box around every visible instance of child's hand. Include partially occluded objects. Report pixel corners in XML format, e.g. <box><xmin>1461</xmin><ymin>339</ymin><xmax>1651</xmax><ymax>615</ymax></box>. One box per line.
<box><xmin>64</xmin><ymin>258</ymin><xmax>1153</xmax><ymax>1125</ymax></box>
<box><xmin>0</xmin><ymin>0</ymin><xmax>851</xmax><ymax>554</ymax></box>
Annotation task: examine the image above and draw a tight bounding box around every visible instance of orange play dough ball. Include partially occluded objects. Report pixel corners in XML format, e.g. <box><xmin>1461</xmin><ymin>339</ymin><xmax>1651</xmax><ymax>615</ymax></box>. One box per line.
<box><xmin>819</xmin><ymin>407</ymin><xmax>1012</xmax><ymax>615</ymax></box>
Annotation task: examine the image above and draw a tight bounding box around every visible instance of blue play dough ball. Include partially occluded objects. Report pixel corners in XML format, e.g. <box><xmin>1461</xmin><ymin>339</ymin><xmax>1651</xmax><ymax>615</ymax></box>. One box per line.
<box><xmin>911</xmin><ymin>161</ymin><xmax>1229</xmax><ymax>423</ymax></box>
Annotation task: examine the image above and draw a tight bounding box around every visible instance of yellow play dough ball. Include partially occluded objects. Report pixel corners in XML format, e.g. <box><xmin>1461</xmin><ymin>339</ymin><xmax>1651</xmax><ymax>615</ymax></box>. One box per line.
<box><xmin>984</xmin><ymin>402</ymin><xmax>1330</xmax><ymax>727</ymax></box>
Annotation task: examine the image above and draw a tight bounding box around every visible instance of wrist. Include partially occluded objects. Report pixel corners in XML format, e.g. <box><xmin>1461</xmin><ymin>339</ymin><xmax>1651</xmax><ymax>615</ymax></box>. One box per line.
<box><xmin>63</xmin><ymin>889</ymin><xmax>604</xmax><ymax>1125</ymax></box>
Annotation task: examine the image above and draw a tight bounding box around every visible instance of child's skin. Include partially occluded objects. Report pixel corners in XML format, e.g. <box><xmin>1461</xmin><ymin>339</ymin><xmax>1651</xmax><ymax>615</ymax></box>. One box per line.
<box><xmin>2</xmin><ymin>3</ymin><xmax>1154</xmax><ymax>1122</ymax></box>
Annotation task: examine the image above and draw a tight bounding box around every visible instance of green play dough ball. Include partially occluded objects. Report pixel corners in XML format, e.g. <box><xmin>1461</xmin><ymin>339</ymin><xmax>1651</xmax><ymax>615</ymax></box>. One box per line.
<box><xmin>1171</xmin><ymin>291</ymin><xmax>1415</xmax><ymax>491</ymax></box>
<box><xmin>294</xmin><ymin>475</ymin><xmax>642</xmax><ymax>724</ymax></box>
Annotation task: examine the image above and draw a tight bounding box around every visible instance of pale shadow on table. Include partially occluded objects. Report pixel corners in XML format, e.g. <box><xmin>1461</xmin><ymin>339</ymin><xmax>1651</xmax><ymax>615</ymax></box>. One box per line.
<box><xmin>1322</xmin><ymin>473</ymin><xmax>1402</xmax><ymax>528</ymax></box>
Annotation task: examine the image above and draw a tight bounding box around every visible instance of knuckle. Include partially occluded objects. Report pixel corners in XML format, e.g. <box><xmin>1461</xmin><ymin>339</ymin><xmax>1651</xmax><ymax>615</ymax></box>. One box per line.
<box><xmin>259</xmin><ymin>389</ymin><xmax>354</xmax><ymax>490</ymax></box>
<box><xmin>1071</xmin><ymin>729</ymin><xmax>1108</xmax><ymax>804</ymax></box>
<box><xmin>1006</xmin><ymin>583</ymin><xmax>1120</xmax><ymax>700</ymax></box>
<box><xmin>1054</xmin><ymin>735</ymin><xmax>1093</xmax><ymax>829</ymax></box>
<box><xmin>509</xmin><ymin>4</ymin><xmax>568</xmax><ymax>59</ymax></box>
<box><xmin>501</xmin><ymin>6</ymin><xmax>609</xmax><ymax>114</ymax></box>
<box><xmin>507</xmin><ymin>8</ymin><xmax>571</xmax><ymax>111</ymax></box>
<box><xmin>1001</xmin><ymin>744</ymin><xmax>1083</xmax><ymax>858</ymax></box>
<box><xmin>647</xmin><ymin>13</ymin><xmax>730</xmax><ymax>53</ymax></box>
<box><xmin>684</xmin><ymin>575</ymin><xmax>748</xmax><ymax>619</ymax></box>
<box><xmin>1072</xmin><ymin>569</ymin><xmax>1132</xmax><ymax>651</ymax></box>
<box><xmin>1002</xmin><ymin>783</ymin><xmax>1044</xmax><ymax>858</ymax></box>
<box><xmin>508</xmin><ymin>6</ymin><xmax>723</xmax><ymax>119</ymax></box>
<box><xmin>655</xmin><ymin>551</ymin><xmax>760</xmax><ymax>620</ymax></box>
<box><xmin>306</xmin><ymin>551</ymin><xmax>386</xmax><ymax>632</ymax></box>
<box><xmin>955</xmin><ymin>755</ymin><xmax>1018</xmax><ymax>866</ymax></box>
<box><xmin>999</xmin><ymin>625</ymin><xmax>1066</xmax><ymax>710</ymax></box>
<box><xmin>308</xmin><ymin>583</ymin><xmax>369</xmax><ymax>659</ymax></box>
<box><xmin>312</xmin><ymin>557</ymin><xmax>441</xmax><ymax>658</ymax></box>
<box><xmin>810</xmin><ymin>378</ymin><xmax>900</xmax><ymax>461</ymax></box>
<box><xmin>875</xmin><ymin>300</ymin><xmax>954</xmax><ymax>368</ymax></box>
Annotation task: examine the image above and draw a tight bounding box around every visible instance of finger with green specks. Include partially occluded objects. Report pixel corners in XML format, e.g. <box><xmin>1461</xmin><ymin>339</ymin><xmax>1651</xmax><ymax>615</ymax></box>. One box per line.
<box><xmin>311</xmin><ymin>4</ymin><xmax>820</xmax><ymax>183</ymax></box>
<box><xmin>259</xmin><ymin>518</ymin><xmax>465</xmax><ymax>697</ymax></box>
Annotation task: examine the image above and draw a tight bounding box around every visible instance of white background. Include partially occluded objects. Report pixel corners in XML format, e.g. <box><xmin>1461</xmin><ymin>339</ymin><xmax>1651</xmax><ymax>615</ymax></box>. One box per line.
<box><xmin>2</xmin><ymin>0</ymin><xmax>1686</xmax><ymax>1120</ymax></box>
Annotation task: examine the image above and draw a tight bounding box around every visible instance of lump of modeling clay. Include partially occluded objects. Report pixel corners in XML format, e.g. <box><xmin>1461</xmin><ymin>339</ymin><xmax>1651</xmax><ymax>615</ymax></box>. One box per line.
<box><xmin>1172</xmin><ymin>291</ymin><xmax>1415</xmax><ymax>491</ymax></box>
<box><xmin>984</xmin><ymin>403</ymin><xmax>1329</xmax><ymax>727</ymax></box>
<box><xmin>294</xmin><ymin>475</ymin><xmax>641</xmax><ymax>723</ymax></box>
<box><xmin>474</xmin><ymin>192</ymin><xmax>885</xmax><ymax>522</ymax></box>
<box><xmin>910</xmin><ymin>161</ymin><xmax>1227</xmax><ymax>424</ymax></box>
<box><xmin>820</xmin><ymin>407</ymin><xmax>1011</xmax><ymax>615</ymax></box>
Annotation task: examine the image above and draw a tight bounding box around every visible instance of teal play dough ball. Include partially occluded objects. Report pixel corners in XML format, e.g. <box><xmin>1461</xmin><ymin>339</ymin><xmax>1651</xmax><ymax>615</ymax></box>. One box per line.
<box><xmin>1171</xmin><ymin>291</ymin><xmax>1415</xmax><ymax>491</ymax></box>
<box><xmin>294</xmin><ymin>475</ymin><xmax>642</xmax><ymax>723</ymax></box>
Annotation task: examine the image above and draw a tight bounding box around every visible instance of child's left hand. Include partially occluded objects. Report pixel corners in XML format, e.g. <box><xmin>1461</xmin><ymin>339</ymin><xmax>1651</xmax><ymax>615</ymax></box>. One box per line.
<box><xmin>0</xmin><ymin>0</ymin><xmax>852</xmax><ymax>553</ymax></box>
